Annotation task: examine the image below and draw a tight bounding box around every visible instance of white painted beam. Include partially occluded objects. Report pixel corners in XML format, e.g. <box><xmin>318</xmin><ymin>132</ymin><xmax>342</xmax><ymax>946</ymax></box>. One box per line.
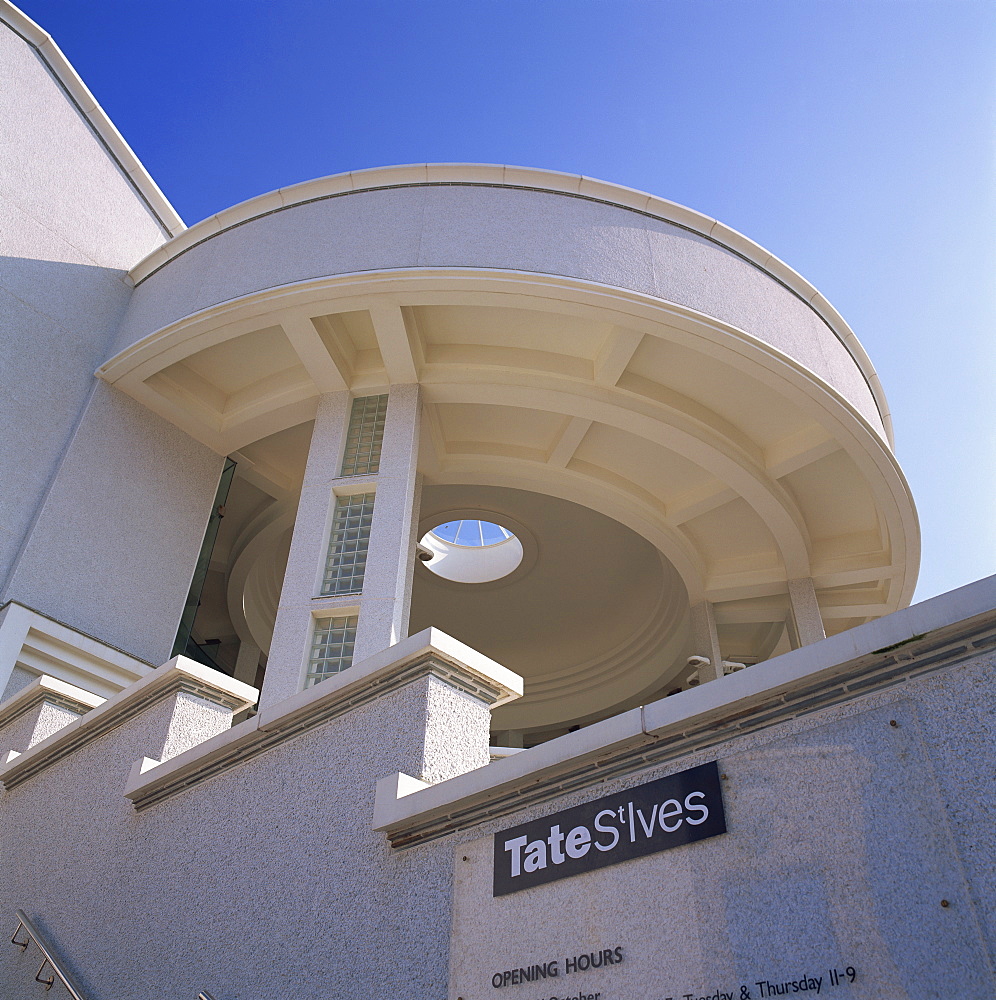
<box><xmin>819</xmin><ymin>602</ymin><xmax>891</xmax><ymax>620</ymax></box>
<box><xmin>593</xmin><ymin>328</ymin><xmax>643</xmax><ymax>386</ymax></box>
<box><xmin>704</xmin><ymin>569</ymin><xmax>788</xmax><ymax>603</ymax></box>
<box><xmin>229</xmin><ymin>454</ymin><xmax>296</xmax><ymax>502</ymax></box>
<box><xmin>766</xmin><ymin>426</ymin><xmax>840</xmax><ymax>480</ymax></box>
<box><xmin>713</xmin><ymin>600</ymin><xmax>789</xmax><ymax>625</ymax></box>
<box><xmin>668</xmin><ymin>484</ymin><xmax>737</xmax><ymax>525</ymax></box>
<box><xmin>281</xmin><ymin>313</ymin><xmax>349</xmax><ymax>392</ymax></box>
<box><xmin>546</xmin><ymin>417</ymin><xmax>592</xmax><ymax>467</ymax></box>
<box><xmin>419</xmin><ymin>401</ymin><xmax>447</xmax><ymax>477</ymax></box>
<box><xmin>689</xmin><ymin>601</ymin><xmax>724</xmax><ymax>683</ymax></box>
<box><xmin>368</xmin><ymin>305</ymin><xmax>419</xmax><ymax>383</ymax></box>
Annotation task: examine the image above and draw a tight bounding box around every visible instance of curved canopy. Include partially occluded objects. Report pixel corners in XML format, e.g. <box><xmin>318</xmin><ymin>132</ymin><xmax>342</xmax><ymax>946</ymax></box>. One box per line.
<box><xmin>99</xmin><ymin>166</ymin><xmax>919</xmax><ymax>737</ymax></box>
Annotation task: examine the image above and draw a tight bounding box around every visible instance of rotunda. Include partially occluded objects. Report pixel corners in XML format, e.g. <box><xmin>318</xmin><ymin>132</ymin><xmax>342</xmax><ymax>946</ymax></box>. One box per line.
<box><xmin>98</xmin><ymin>165</ymin><xmax>919</xmax><ymax>745</ymax></box>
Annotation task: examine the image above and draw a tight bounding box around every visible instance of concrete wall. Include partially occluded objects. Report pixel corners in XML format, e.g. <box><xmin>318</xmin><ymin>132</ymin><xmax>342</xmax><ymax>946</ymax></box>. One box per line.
<box><xmin>1</xmin><ymin>383</ymin><xmax>223</xmax><ymax>665</ymax></box>
<box><xmin>0</xmin><ymin>16</ymin><xmax>169</xmax><ymax>587</ymax></box>
<box><xmin>447</xmin><ymin>652</ymin><xmax>996</xmax><ymax>1000</ymax></box>
<box><xmin>0</xmin><ymin>657</ymin><xmax>493</xmax><ymax>1000</ymax></box>
<box><xmin>0</xmin><ymin>16</ymin><xmax>229</xmax><ymax>664</ymax></box>
<box><xmin>0</xmin><ymin>598</ymin><xmax>992</xmax><ymax>999</ymax></box>
<box><xmin>115</xmin><ymin>185</ymin><xmax>883</xmax><ymax>436</ymax></box>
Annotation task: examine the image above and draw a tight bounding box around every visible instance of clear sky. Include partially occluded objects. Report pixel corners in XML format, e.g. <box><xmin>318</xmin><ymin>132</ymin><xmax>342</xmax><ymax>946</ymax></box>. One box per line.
<box><xmin>17</xmin><ymin>0</ymin><xmax>996</xmax><ymax>602</ymax></box>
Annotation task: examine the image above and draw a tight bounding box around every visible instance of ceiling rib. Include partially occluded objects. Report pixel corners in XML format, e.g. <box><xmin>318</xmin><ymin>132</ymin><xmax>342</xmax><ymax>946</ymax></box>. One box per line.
<box><xmin>281</xmin><ymin>313</ymin><xmax>349</xmax><ymax>392</ymax></box>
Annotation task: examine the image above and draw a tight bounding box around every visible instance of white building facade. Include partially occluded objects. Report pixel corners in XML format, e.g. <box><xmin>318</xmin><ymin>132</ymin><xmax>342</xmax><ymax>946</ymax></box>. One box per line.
<box><xmin>1</xmin><ymin>4</ymin><xmax>992</xmax><ymax>999</ymax></box>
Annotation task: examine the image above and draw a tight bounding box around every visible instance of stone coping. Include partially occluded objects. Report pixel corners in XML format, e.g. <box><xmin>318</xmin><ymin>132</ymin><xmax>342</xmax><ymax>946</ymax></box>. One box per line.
<box><xmin>0</xmin><ymin>601</ymin><xmax>155</xmax><ymax>669</ymax></box>
<box><xmin>122</xmin><ymin>163</ymin><xmax>889</xmax><ymax>443</ymax></box>
<box><xmin>0</xmin><ymin>657</ymin><xmax>257</xmax><ymax>791</ymax></box>
<box><xmin>0</xmin><ymin>2</ymin><xmax>184</xmax><ymax>237</ymax></box>
<box><xmin>373</xmin><ymin>574</ymin><xmax>996</xmax><ymax>846</ymax></box>
<box><xmin>123</xmin><ymin>628</ymin><xmax>523</xmax><ymax>810</ymax></box>
<box><xmin>0</xmin><ymin>596</ymin><xmax>154</xmax><ymax>667</ymax></box>
<box><xmin>0</xmin><ymin>675</ymin><xmax>103</xmax><ymax>731</ymax></box>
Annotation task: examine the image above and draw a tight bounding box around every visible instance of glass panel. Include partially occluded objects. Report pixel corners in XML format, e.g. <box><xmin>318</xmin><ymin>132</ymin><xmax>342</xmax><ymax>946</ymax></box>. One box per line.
<box><xmin>306</xmin><ymin>615</ymin><xmax>358</xmax><ymax>686</ymax></box>
<box><xmin>430</xmin><ymin>519</ymin><xmax>513</xmax><ymax>548</ymax></box>
<box><xmin>321</xmin><ymin>493</ymin><xmax>375</xmax><ymax>595</ymax></box>
<box><xmin>454</xmin><ymin>520</ymin><xmax>480</xmax><ymax>545</ymax></box>
<box><xmin>480</xmin><ymin>521</ymin><xmax>511</xmax><ymax>545</ymax></box>
<box><xmin>340</xmin><ymin>394</ymin><xmax>388</xmax><ymax>477</ymax></box>
<box><xmin>171</xmin><ymin>457</ymin><xmax>237</xmax><ymax>663</ymax></box>
<box><xmin>432</xmin><ymin>521</ymin><xmax>461</xmax><ymax>543</ymax></box>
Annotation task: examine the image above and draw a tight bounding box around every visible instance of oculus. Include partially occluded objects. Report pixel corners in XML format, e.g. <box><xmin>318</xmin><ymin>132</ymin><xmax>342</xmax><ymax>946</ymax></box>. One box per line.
<box><xmin>419</xmin><ymin>519</ymin><xmax>524</xmax><ymax>584</ymax></box>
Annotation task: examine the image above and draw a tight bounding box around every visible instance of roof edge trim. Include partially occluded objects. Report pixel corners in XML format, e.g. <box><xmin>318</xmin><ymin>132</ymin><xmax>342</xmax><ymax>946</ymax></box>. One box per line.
<box><xmin>0</xmin><ymin>1</ymin><xmax>185</xmax><ymax>238</ymax></box>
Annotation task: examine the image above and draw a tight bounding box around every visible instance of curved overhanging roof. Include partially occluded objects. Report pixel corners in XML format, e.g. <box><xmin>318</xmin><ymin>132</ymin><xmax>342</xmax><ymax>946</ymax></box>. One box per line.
<box><xmin>98</xmin><ymin>166</ymin><xmax>920</xmax><ymax>673</ymax></box>
<box><xmin>122</xmin><ymin>163</ymin><xmax>893</xmax><ymax>447</ymax></box>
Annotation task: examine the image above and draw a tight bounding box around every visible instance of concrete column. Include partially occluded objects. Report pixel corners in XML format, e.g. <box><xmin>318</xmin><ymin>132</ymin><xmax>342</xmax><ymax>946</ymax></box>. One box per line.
<box><xmin>690</xmin><ymin>600</ymin><xmax>724</xmax><ymax>683</ymax></box>
<box><xmin>352</xmin><ymin>384</ymin><xmax>422</xmax><ymax>664</ymax></box>
<box><xmin>233</xmin><ymin>638</ymin><xmax>261</xmax><ymax>687</ymax></box>
<box><xmin>259</xmin><ymin>392</ymin><xmax>352</xmax><ymax>707</ymax></box>
<box><xmin>788</xmin><ymin>577</ymin><xmax>826</xmax><ymax>648</ymax></box>
<box><xmin>259</xmin><ymin>387</ymin><xmax>423</xmax><ymax>709</ymax></box>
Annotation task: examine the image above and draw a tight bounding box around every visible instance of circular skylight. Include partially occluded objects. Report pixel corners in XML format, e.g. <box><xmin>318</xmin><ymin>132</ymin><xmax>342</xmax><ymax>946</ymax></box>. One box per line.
<box><xmin>431</xmin><ymin>520</ymin><xmax>514</xmax><ymax>547</ymax></box>
<box><xmin>420</xmin><ymin>518</ymin><xmax>524</xmax><ymax>584</ymax></box>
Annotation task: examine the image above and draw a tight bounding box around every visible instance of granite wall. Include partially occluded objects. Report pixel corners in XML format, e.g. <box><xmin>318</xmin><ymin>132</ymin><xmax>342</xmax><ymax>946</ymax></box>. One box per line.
<box><xmin>0</xmin><ymin>628</ymin><xmax>992</xmax><ymax>999</ymax></box>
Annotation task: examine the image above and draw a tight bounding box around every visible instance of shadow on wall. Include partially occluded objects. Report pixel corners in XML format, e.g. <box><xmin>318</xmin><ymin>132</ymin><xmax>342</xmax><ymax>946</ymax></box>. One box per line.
<box><xmin>0</xmin><ymin>253</ymin><xmax>135</xmax><ymax>584</ymax></box>
<box><xmin>1</xmin><ymin>254</ymin><xmax>225</xmax><ymax>665</ymax></box>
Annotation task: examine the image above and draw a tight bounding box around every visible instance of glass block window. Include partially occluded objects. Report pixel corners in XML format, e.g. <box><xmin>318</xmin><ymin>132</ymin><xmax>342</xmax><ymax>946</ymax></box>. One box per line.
<box><xmin>340</xmin><ymin>394</ymin><xmax>388</xmax><ymax>477</ymax></box>
<box><xmin>306</xmin><ymin>615</ymin><xmax>358</xmax><ymax>686</ymax></box>
<box><xmin>321</xmin><ymin>493</ymin><xmax>375</xmax><ymax>595</ymax></box>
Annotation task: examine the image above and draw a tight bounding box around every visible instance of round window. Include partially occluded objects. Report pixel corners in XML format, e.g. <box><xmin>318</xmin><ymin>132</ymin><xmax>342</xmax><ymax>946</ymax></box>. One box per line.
<box><xmin>419</xmin><ymin>519</ymin><xmax>524</xmax><ymax>584</ymax></box>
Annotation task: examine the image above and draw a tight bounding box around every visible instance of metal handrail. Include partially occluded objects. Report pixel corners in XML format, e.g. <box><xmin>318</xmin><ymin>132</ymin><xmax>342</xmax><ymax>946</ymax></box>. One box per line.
<box><xmin>10</xmin><ymin>909</ymin><xmax>88</xmax><ymax>998</ymax></box>
<box><xmin>11</xmin><ymin>910</ymin><xmax>215</xmax><ymax>998</ymax></box>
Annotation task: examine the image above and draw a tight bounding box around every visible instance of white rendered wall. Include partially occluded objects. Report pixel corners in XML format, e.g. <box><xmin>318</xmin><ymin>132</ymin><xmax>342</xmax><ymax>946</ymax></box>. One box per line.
<box><xmin>0</xmin><ymin>14</ymin><xmax>228</xmax><ymax>665</ymax></box>
<box><xmin>0</xmin><ymin>585</ymin><xmax>992</xmax><ymax>998</ymax></box>
<box><xmin>0</xmin><ymin>650</ymin><xmax>496</xmax><ymax>999</ymax></box>
<box><xmin>115</xmin><ymin>185</ymin><xmax>884</xmax><ymax>436</ymax></box>
<box><xmin>1</xmin><ymin>384</ymin><xmax>223</xmax><ymax>665</ymax></box>
<box><xmin>0</xmin><ymin>15</ymin><xmax>170</xmax><ymax>594</ymax></box>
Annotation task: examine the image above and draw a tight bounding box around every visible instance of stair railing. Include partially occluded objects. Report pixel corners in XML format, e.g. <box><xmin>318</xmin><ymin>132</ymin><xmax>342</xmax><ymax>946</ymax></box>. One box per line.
<box><xmin>11</xmin><ymin>911</ymin><xmax>219</xmax><ymax>998</ymax></box>
<box><xmin>10</xmin><ymin>909</ymin><xmax>88</xmax><ymax>997</ymax></box>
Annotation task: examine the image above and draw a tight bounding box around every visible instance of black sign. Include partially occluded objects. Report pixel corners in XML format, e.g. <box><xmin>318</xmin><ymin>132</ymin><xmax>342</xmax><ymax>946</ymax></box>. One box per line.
<box><xmin>493</xmin><ymin>761</ymin><xmax>726</xmax><ymax>896</ymax></box>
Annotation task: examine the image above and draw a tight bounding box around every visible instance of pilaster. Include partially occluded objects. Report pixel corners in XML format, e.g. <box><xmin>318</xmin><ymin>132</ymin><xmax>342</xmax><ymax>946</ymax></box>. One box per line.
<box><xmin>233</xmin><ymin>638</ymin><xmax>261</xmax><ymax>686</ymax></box>
<box><xmin>260</xmin><ymin>392</ymin><xmax>353</xmax><ymax>706</ymax></box>
<box><xmin>788</xmin><ymin>577</ymin><xmax>827</xmax><ymax>648</ymax></box>
<box><xmin>259</xmin><ymin>386</ymin><xmax>423</xmax><ymax>709</ymax></box>
<box><xmin>353</xmin><ymin>384</ymin><xmax>422</xmax><ymax>664</ymax></box>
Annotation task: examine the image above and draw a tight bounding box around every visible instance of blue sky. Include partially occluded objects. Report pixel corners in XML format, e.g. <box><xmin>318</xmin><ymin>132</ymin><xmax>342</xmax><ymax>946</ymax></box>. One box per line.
<box><xmin>19</xmin><ymin>0</ymin><xmax>996</xmax><ymax>602</ymax></box>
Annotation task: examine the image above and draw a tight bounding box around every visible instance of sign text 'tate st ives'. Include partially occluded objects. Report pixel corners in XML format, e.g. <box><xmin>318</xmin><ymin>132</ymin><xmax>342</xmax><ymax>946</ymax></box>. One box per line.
<box><xmin>493</xmin><ymin>761</ymin><xmax>727</xmax><ymax>896</ymax></box>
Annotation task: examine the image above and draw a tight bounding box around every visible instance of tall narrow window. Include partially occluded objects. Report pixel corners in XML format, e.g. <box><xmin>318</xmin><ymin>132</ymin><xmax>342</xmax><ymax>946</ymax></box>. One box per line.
<box><xmin>340</xmin><ymin>394</ymin><xmax>388</xmax><ymax>477</ymax></box>
<box><xmin>321</xmin><ymin>492</ymin><xmax>375</xmax><ymax>595</ymax></box>
<box><xmin>306</xmin><ymin>615</ymin><xmax>358</xmax><ymax>686</ymax></box>
<box><xmin>171</xmin><ymin>456</ymin><xmax>237</xmax><ymax>664</ymax></box>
